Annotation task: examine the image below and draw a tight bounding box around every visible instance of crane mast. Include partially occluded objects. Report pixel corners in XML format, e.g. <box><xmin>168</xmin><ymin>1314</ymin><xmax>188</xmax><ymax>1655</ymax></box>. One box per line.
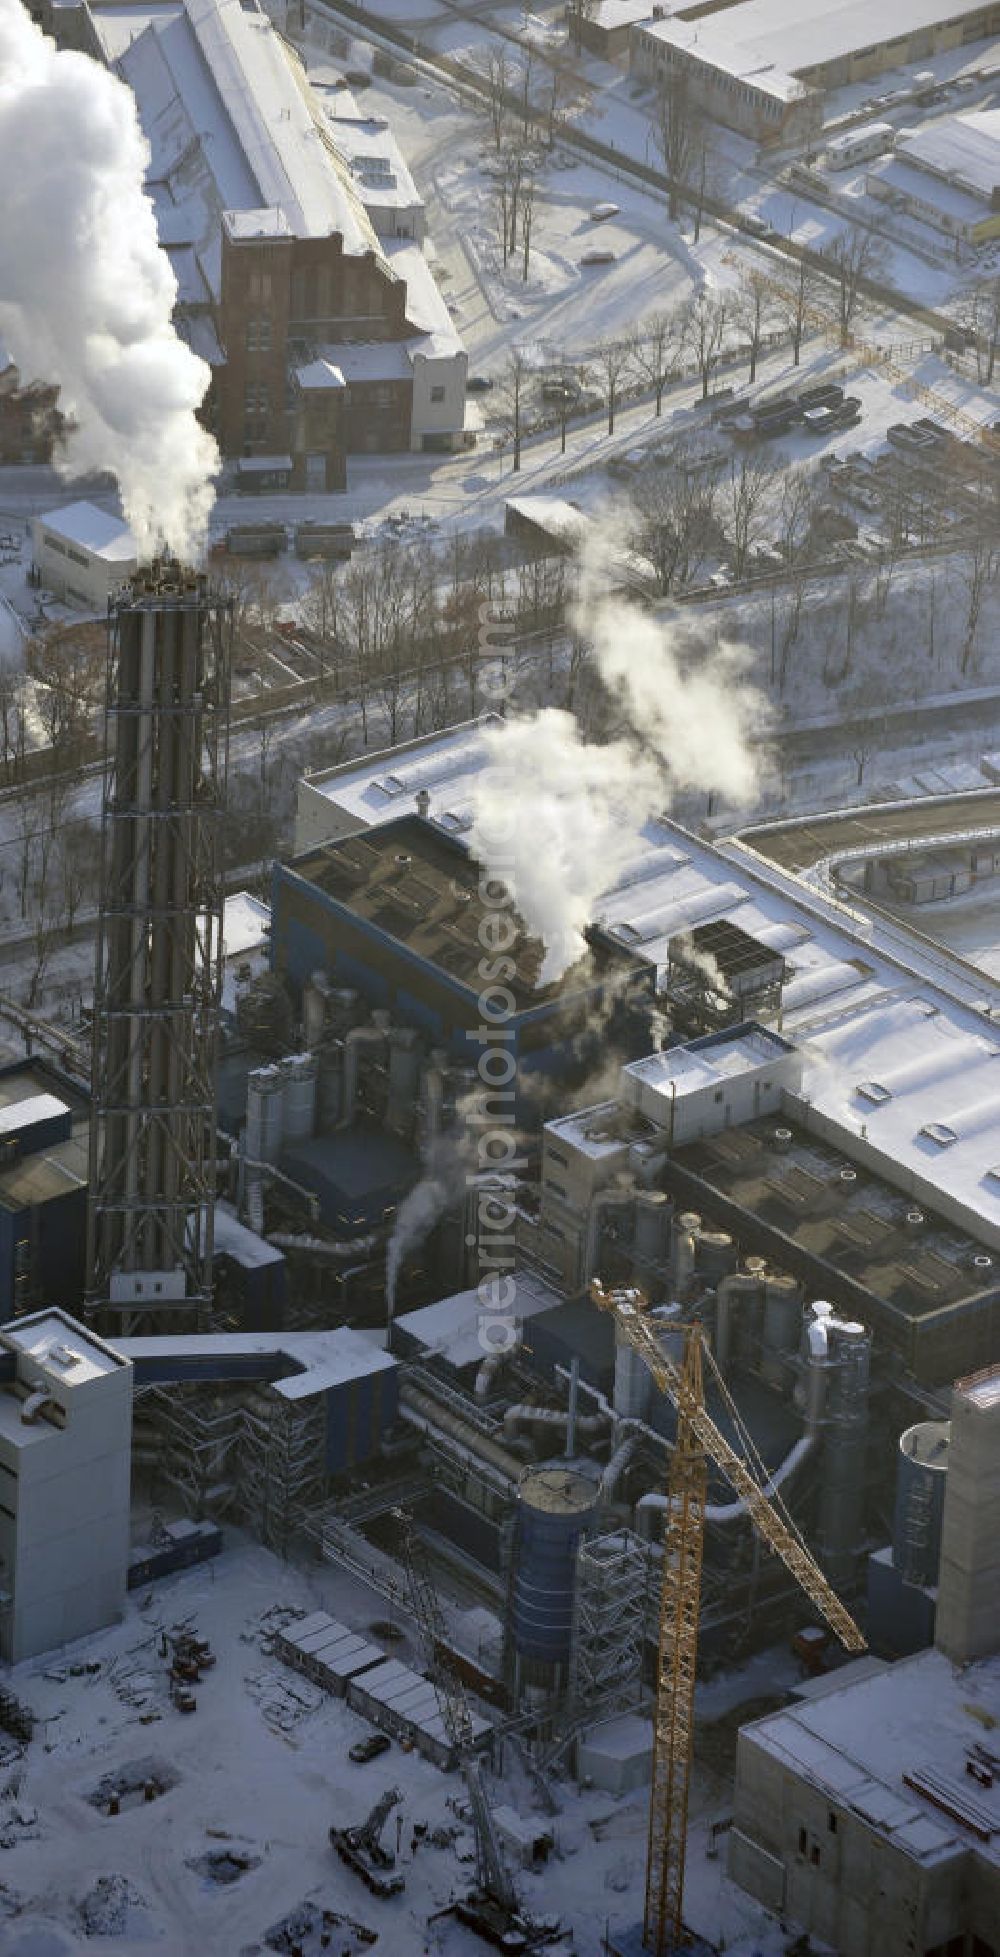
<box><xmin>395</xmin><ymin>1509</ymin><xmax>518</xmax><ymax>1915</ymax></box>
<box><xmin>590</xmin><ymin>1281</ymin><xmax>865</xmax><ymax>1954</ymax></box>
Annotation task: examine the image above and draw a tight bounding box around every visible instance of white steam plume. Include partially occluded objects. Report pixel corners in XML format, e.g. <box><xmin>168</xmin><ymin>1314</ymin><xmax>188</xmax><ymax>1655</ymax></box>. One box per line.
<box><xmin>0</xmin><ymin>0</ymin><xmax>218</xmax><ymax>558</ymax></box>
<box><xmin>572</xmin><ymin>537</ymin><xmax>762</xmax><ymax>804</ymax></box>
<box><xmin>469</xmin><ymin>709</ymin><xmax>664</xmax><ymax>986</ymax></box>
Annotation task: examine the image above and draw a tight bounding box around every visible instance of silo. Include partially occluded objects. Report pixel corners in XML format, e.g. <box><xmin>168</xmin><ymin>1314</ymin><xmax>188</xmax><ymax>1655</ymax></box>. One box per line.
<box><xmin>282</xmin><ymin>1053</ymin><xmax>318</xmax><ymax>1143</ymax></box>
<box><xmin>511</xmin><ymin>1467</ymin><xmax>597</xmax><ymax>1685</ymax></box>
<box><xmin>632</xmin><ymin>1190</ymin><xmax>671</xmax><ymax>1270</ymax></box>
<box><xmin>893</xmin><ymin>1420</ymin><xmax>950</xmax><ymax>1588</ymax></box>
<box><xmin>815</xmin><ymin>1312</ymin><xmax>871</xmax><ymax>1588</ymax></box>
<box><xmin>246</xmin><ymin>1065</ymin><xmax>285</xmax><ymax>1165</ymax></box>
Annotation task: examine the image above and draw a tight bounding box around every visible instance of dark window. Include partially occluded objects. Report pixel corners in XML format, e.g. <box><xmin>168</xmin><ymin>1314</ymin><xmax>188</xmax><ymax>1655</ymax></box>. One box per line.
<box><xmin>828</xmin><ymin>1813</ymin><xmax>838</xmax><ymax>1834</ymax></box>
<box><xmin>430</xmin><ymin>384</ymin><xmax>446</xmax><ymax>403</ymax></box>
<box><xmin>797</xmin><ymin>1827</ymin><xmax>807</xmax><ymax>1855</ymax></box>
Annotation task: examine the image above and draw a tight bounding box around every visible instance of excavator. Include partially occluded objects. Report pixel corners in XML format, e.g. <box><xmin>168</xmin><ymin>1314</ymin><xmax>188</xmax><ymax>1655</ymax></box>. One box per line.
<box><xmin>330</xmin><ymin>1784</ymin><xmax>405</xmax><ymax>1899</ymax></box>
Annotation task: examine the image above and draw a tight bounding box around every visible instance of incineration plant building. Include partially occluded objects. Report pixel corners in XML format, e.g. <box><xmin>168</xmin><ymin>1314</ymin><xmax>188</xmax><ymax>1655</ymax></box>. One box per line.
<box><xmin>63</xmin><ymin>0</ymin><xmax>468</xmax><ymax>487</ymax></box>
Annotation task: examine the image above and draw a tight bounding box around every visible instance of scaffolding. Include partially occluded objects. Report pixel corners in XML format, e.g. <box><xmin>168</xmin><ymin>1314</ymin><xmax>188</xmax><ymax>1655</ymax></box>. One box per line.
<box><xmin>143</xmin><ymin>1384</ymin><xmax>244</xmax><ymax>1517</ymax></box>
<box><xmin>570</xmin><ymin>1529</ymin><xmax>649</xmax><ymax>1713</ymax></box>
<box><xmin>87</xmin><ymin>564</ymin><xmax>232</xmax><ymax>1333</ymax></box>
<box><xmin>240</xmin><ymin>1386</ymin><xmax>328</xmax><ymax>1552</ymax></box>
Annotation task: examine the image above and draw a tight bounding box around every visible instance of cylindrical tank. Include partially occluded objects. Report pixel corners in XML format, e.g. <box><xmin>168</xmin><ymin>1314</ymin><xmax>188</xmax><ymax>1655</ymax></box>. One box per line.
<box><xmin>816</xmin><ymin>1314</ymin><xmax>871</xmax><ymax>1587</ymax></box>
<box><xmin>761</xmin><ymin>1274</ymin><xmax>802</xmax><ymax>1384</ymax></box>
<box><xmin>697</xmin><ymin>1230</ymin><xmax>736</xmax><ymax>1281</ymax></box>
<box><xmin>246</xmin><ymin>1065</ymin><xmax>284</xmax><ymax>1165</ymax></box>
<box><xmin>281</xmin><ymin>1052</ymin><xmax>317</xmax><ymax>1143</ymax></box>
<box><xmin>511</xmin><ymin>1466</ymin><xmax>597</xmax><ymax>1679</ymax></box>
<box><xmin>632</xmin><ymin>1190</ymin><xmax>671</xmax><ymax>1268</ymax></box>
<box><xmin>893</xmin><ymin>1420</ymin><xmax>950</xmax><ymax>1588</ymax></box>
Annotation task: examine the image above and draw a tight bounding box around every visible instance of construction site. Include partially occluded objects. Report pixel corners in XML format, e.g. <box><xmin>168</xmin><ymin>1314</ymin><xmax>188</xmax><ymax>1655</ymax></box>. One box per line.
<box><xmin>0</xmin><ymin>550</ymin><xmax>992</xmax><ymax>1957</ymax></box>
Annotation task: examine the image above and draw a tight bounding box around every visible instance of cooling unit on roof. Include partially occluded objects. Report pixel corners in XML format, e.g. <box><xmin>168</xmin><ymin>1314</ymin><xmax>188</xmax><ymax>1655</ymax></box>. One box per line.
<box><xmin>920</xmin><ymin>1122</ymin><xmax>959</xmax><ymax>1148</ymax></box>
<box><xmin>857</xmin><ymin>1080</ymin><xmax>892</xmax><ymax>1104</ymax></box>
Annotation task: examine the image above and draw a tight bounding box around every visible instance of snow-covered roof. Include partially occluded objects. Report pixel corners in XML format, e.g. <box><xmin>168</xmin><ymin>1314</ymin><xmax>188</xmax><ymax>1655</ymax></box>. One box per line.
<box><xmin>743</xmin><ymin>1647</ymin><xmax>1000</xmax><ymax>1869</ymax></box>
<box><xmin>3</xmin><ymin>1309</ymin><xmax>129</xmax><ymax>1384</ymax></box>
<box><xmin>899</xmin><ymin>108</ymin><xmax>1000</xmax><ymax>201</ymax></box>
<box><xmin>324</xmin><ymin>106</ymin><xmax>422</xmax><ymax>215</ymax></box>
<box><xmin>637</xmin><ymin>16</ymin><xmax>809</xmax><ymax>103</ymax></box>
<box><xmin>639</xmin><ymin>0</ymin><xmax>982</xmax><ymax>83</ymax></box>
<box><xmin>318</xmin><ymin>341</ymin><xmax>413</xmax><ymax>383</ymax></box>
<box><xmin>113</xmin><ymin>1324</ymin><xmax>397</xmax><ymax>1395</ymax></box>
<box><xmin>622</xmin><ymin>1025</ymin><xmax>795</xmax><ymax>1105</ymax></box>
<box><xmin>305</xmin><ymin>716</ymin><xmax>503</xmax><ymax>833</ymax></box>
<box><xmin>222</xmin><ymin>891</ymin><xmax>270</xmax><ymax>960</ymax></box>
<box><xmin>395</xmin><ymin>1270</ymin><xmax>561</xmax><ymax>1370</ymax></box>
<box><xmin>303</xmin><ymin>720</ymin><xmax>1000</xmax><ymax>1243</ymax></box>
<box><xmin>295</xmin><ymin>358</ymin><xmax>347</xmax><ymax>391</ymax></box>
<box><xmin>35</xmin><ymin>500</ymin><xmax>137</xmax><ymax>563</ymax></box>
<box><xmin>388</xmin><ymin>242</ymin><xmax>466</xmax><ymax>361</ymax></box>
<box><xmin>94</xmin><ymin>0</ymin><xmax>383</xmax><ymax>256</ymax></box>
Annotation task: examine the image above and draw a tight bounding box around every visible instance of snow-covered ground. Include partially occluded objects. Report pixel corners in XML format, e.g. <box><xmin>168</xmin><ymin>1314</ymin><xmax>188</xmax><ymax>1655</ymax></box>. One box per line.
<box><xmin>0</xmin><ymin>1531</ymin><xmax>795</xmax><ymax>1956</ymax></box>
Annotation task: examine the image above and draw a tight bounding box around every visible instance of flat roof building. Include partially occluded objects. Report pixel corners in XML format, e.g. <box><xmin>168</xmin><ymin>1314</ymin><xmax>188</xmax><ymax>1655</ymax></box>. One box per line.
<box><xmin>31</xmin><ymin>500</ymin><xmax>137</xmax><ymax>612</ymax></box>
<box><xmin>631</xmin><ymin>0</ymin><xmax>1000</xmax><ymax>144</ymax></box>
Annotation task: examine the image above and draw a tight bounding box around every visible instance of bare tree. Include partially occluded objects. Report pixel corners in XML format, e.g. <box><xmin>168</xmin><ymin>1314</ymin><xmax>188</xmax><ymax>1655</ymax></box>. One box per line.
<box><xmin>682</xmin><ymin>289</ymin><xmax>727</xmax><ymax>400</ymax></box>
<box><xmin>630</xmin><ymin>443</ymin><xmax>721</xmax><ymax>593</ymax></box>
<box><xmin>486</xmin><ymin>46</ymin><xmax>511</xmax><ymax>152</ymax></box>
<box><xmin>499</xmin><ymin>348</ymin><xmax>528</xmax><ymax>471</ymax></box>
<box><xmin>725</xmin><ymin>454</ymin><xmax>774</xmax><ymax>581</ymax></box>
<box><xmin>962</xmin><ymin>528</ymin><xmax>991</xmax><ymax>674</ymax></box>
<box><xmin>828</xmin><ymin>226</ymin><xmax>883</xmax><ymax>343</ymax></box>
<box><xmin>566</xmin><ymin>0</ymin><xmax>597</xmax><ymax>55</ymax></box>
<box><xmin>495</xmin><ymin>178</ymin><xmax>511</xmax><ymax>268</ymax></box>
<box><xmin>654</xmin><ymin>66</ymin><xmax>695</xmax><ymax>223</ymax></box>
<box><xmin>633</xmin><ymin>309</ymin><xmax>681</xmax><ymax>417</ymax></box>
<box><xmin>956</xmin><ymin>276</ymin><xmax>1000</xmax><ymax>383</ymax></box>
<box><xmin>779</xmin><ymin>250</ymin><xmax>816</xmax><ymax>366</ymax></box>
<box><xmin>734</xmin><ymin>269</ymin><xmax>772</xmax><ymax>385</ymax></box>
<box><xmin>521</xmin><ymin>172</ymin><xmax>536</xmax><ymax>283</ymax></box>
<box><xmin>519</xmin><ymin>46</ymin><xmax>534</xmax><ymax>143</ymax></box>
<box><xmin>595</xmin><ymin>338</ymin><xmax>631</xmax><ymax>437</ymax></box>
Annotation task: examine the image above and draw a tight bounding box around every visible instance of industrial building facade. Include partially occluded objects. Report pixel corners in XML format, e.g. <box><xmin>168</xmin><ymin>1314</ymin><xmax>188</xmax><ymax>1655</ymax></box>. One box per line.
<box><xmin>631</xmin><ymin>0</ymin><xmax>1000</xmax><ymax>143</ymax></box>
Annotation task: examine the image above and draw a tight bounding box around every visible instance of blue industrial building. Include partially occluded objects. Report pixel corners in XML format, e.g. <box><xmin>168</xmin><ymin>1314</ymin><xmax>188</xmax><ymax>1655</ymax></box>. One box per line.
<box><xmin>271</xmin><ymin>816</ymin><xmax>654</xmax><ymax>1097</ymax></box>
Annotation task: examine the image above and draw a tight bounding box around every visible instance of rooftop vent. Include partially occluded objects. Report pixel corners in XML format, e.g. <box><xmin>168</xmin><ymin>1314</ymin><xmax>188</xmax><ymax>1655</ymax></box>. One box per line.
<box><xmin>857</xmin><ymin>1080</ymin><xmax>892</xmax><ymax>1104</ymax></box>
<box><xmin>920</xmin><ymin>1122</ymin><xmax>958</xmax><ymax>1148</ymax></box>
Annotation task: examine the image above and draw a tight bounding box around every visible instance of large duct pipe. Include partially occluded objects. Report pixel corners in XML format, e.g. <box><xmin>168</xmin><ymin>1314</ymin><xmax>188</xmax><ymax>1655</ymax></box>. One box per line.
<box><xmin>633</xmin><ymin>1430</ymin><xmax>818</xmax><ymax>1533</ymax></box>
<box><xmin>599</xmin><ymin>1430</ymin><xmax>644</xmax><ymax>1502</ymax></box>
<box><xmin>399</xmin><ymin>1382</ymin><xmax>521</xmax><ymax>1489</ymax></box>
<box><xmin>474</xmin><ymin>1342</ymin><xmax>517</xmax><ymax>1402</ymax></box>
<box><xmin>585</xmin><ymin>1182</ymin><xmax>634</xmax><ymax>1285</ymax></box>
<box><xmin>266</xmin><ymin>1230</ymin><xmax>380</xmax><ymax>1261</ymax></box>
<box><xmin>502</xmin><ymin>1404</ymin><xmax>610</xmax><ymax>1444</ymax></box>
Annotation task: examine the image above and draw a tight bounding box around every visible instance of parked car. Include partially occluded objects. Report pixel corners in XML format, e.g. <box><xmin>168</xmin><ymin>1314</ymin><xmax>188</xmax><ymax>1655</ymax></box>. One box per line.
<box><xmin>540</xmin><ymin>377</ymin><xmax>580</xmax><ymax>404</ymax></box>
<box><xmin>589</xmin><ymin>202</ymin><xmax>620</xmax><ymax>222</ymax></box>
<box><xmin>349</xmin><ymin>1732</ymin><xmax>392</xmax><ymax>1765</ymax></box>
<box><xmin>886</xmin><ymin>422</ymin><xmax>936</xmax><ymax>452</ymax></box>
<box><xmin>798</xmin><ymin>383</ymin><xmax>844</xmax><ymax>412</ymax></box>
<box><xmin>466</xmin><ymin>375</ymin><xmax>493</xmax><ymax>393</ymax></box>
<box><xmin>580</xmin><ymin>247</ymin><xmax>616</xmax><ymax>266</ymax></box>
<box><xmin>737</xmin><ymin>209</ymin><xmax>771</xmax><ymax>237</ymax></box>
<box><xmin>832</xmin><ymin>396</ymin><xmax>863</xmax><ymax>430</ymax></box>
<box><xmin>756</xmin><ymin>412</ymin><xmax>795</xmax><ymax>439</ymax></box>
<box><xmin>803</xmin><ymin>404</ymin><xmax>841</xmax><ymax>434</ymax></box>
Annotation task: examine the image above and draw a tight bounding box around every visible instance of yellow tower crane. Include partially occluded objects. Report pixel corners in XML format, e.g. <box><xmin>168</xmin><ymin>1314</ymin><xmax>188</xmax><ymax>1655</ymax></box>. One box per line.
<box><xmin>590</xmin><ymin>1281</ymin><xmax>866</xmax><ymax>1957</ymax></box>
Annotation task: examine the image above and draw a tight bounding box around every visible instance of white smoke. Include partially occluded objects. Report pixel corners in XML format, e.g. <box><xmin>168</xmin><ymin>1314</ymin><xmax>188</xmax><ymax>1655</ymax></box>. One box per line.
<box><xmin>469</xmin><ymin>709</ymin><xmax>664</xmax><ymax>986</ymax></box>
<box><xmin>0</xmin><ymin>0</ymin><xmax>218</xmax><ymax>558</ymax></box>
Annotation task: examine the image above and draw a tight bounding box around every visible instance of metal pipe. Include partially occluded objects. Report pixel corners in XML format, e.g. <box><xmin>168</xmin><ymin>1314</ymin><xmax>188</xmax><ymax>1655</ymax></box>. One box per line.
<box><xmin>501</xmin><ymin>1404</ymin><xmax>609</xmax><ymax>1443</ymax></box>
<box><xmin>399</xmin><ymin>1382</ymin><xmax>520</xmax><ymax>1487</ymax></box>
<box><xmin>566</xmin><ymin>1357</ymin><xmax>580</xmax><ymax>1459</ymax></box>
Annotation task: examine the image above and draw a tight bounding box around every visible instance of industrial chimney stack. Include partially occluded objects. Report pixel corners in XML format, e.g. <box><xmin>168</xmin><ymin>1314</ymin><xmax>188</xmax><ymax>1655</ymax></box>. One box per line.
<box><xmin>86</xmin><ymin>561</ymin><xmax>233</xmax><ymax>1334</ymax></box>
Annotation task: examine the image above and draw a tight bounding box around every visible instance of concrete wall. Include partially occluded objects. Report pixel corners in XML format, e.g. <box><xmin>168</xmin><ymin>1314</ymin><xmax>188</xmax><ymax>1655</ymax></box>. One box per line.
<box><xmin>410</xmin><ymin>349</ymin><xmax>469</xmax><ymax>452</ymax></box>
<box><xmin>730</xmin><ymin>1726</ymin><xmax>973</xmax><ymax>1957</ymax></box>
<box><xmin>935</xmin><ymin>1369</ymin><xmax>1000</xmax><ymax>1664</ymax></box>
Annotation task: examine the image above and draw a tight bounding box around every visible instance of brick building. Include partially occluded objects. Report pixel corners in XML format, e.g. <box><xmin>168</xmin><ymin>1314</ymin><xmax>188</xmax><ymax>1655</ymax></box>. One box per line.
<box><xmin>78</xmin><ymin>0</ymin><xmax>467</xmax><ymax>487</ymax></box>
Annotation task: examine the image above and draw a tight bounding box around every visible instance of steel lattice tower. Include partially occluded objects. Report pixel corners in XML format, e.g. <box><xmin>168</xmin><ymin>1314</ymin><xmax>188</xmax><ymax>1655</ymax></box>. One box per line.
<box><xmin>86</xmin><ymin>563</ymin><xmax>232</xmax><ymax>1333</ymax></box>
